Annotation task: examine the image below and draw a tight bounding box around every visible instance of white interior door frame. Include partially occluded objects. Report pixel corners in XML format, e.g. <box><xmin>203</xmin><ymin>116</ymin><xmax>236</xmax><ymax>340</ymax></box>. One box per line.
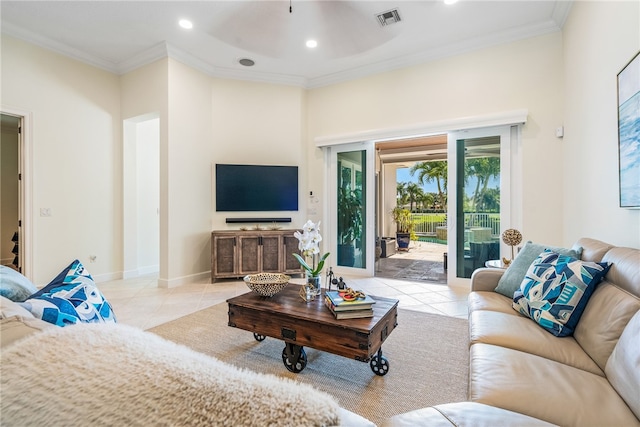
<box><xmin>122</xmin><ymin>113</ymin><xmax>160</xmax><ymax>280</ymax></box>
<box><xmin>1</xmin><ymin>106</ymin><xmax>33</xmax><ymax>279</ymax></box>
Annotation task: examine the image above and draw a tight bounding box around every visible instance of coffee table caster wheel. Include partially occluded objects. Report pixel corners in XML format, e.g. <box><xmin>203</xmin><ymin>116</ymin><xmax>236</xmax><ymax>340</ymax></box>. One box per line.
<box><xmin>282</xmin><ymin>344</ymin><xmax>307</xmax><ymax>373</ymax></box>
<box><xmin>370</xmin><ymin>354</ymin><xmax>389</xmax><ymax>376</ymax></box>
<box><xmin>253</xmin><ymin>333</ymin><xmax>266</xmax><ymax>341</ymax></box>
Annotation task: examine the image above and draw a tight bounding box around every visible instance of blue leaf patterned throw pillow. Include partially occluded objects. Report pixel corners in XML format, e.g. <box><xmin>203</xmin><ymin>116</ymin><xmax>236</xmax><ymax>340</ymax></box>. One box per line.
<box><xmin>512</xmin><ymin>250</ymin><xmax>611</xmax><ymax>337</ymax></box>
<box><xmin>20</xmin><ymin>260</ymin><xmax>116</xmax><ymax>327</ymax></box>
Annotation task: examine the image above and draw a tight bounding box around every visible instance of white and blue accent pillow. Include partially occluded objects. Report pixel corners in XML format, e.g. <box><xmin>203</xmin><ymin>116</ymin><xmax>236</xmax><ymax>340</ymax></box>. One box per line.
<box><xmin>494</xmin><ymin>241</ymin><xmax>583</xmax><ymax>298</ymax></box>
<box><xmin>0</xmin><ymin>266</ymin><xmax>39</xmax><ymax>302</ymax></box>
<box><xmin>20</xmin><ymin>260</ymin><xmax>116</xmax><ymax>327</ymax></box>
<box><xmin>512</xmin><ymin>250</ymin><xmax>611</xmax><ymax>337</ymax></box>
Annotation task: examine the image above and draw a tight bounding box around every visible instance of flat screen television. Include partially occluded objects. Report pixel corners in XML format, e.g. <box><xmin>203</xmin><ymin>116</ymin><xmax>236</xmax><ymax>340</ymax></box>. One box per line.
<box><xmin>215</xmin><ymin>164</ymin><xmax>299</xmax><ymax>212</ymax></box>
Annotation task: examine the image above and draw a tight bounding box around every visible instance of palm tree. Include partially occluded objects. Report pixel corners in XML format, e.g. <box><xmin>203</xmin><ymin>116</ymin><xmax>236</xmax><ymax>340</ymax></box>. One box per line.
<box><xmin>417</xmin><ymin>192</ymin><xmax>435</xmax><ymax>211</ymax></box>
<box><xmin>466</xmin><ymin>157</ymin><xmax>500</xmax><ymax>211</ymax></box>
<box><xmin>405</xmin><ymin>182</ymin><xmax>423</xmax><ymax>212</ymax></box>
<box><xmin>396</xmin><ymin>182</ymin><xmax>409</xmax><ymax>207</ymax></box>
<box><xmin>477</xmin><ymin>188</ymin><xmax>500</xmax><ymax>212</ymax></box>
<box><xmin>410</xmin><ymin>161</ymin><xmax>448</xmax><ymax>211</ymax></box>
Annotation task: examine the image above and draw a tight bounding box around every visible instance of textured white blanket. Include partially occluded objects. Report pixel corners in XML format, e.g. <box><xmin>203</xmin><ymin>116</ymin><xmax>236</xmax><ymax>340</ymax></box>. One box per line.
<box><xmin>1</xmin><ymin>322</ymin><xmax>340</xmax><ymax>426</ymax></box>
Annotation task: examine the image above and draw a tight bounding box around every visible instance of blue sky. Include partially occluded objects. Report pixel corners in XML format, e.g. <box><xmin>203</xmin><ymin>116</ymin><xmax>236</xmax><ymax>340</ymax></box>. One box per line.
<box><xmin>397</xmin><ymin>168</ymin><xmax>439</xmax><ymax>193</ymax></box>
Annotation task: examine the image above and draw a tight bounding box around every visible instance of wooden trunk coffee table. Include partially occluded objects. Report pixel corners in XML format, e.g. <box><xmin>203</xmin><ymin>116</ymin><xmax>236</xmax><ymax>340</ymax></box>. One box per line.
<box><xmin>227</xmin><ymin>285</ymin><xmax>399</xmax><ymax>376</ymax></box>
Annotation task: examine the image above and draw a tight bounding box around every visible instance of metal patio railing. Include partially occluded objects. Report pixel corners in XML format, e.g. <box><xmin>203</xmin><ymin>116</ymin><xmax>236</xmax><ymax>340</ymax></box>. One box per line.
<box><xmin>411</xmin><ymin>212</ymin><xmax>500</xmax><ymax>238</ymax></box>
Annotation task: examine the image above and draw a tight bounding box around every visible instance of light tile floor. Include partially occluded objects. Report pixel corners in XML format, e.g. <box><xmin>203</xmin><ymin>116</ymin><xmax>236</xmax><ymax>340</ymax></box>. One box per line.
<box><xmin>100</xmin><ymin>275</ymin><xmax>469</xmax><ymax>330</ymax></box>
<box><xmin>385</xmin><ymin>240</ymin><xmax>448</xmax><ymax>263</ymax></box>
<box><xmin>100</xmin><ymin>242</ymin><xmax>469</xmax><ymax>330</ymax></box>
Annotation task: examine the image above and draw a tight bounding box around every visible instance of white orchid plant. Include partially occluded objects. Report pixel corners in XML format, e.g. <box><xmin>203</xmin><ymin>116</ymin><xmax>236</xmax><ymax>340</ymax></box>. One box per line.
<box><xmin>293</xmin><ymin>220</ymin><xmax>330</xmax><ymax>277</ymax></box>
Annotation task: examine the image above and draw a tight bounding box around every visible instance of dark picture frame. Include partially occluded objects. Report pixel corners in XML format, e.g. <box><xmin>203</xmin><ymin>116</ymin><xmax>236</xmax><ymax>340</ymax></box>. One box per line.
<box><xmin>617</xmin><ymin>51</ymin><xmax>640</xmax><ymax>208</ymax></box>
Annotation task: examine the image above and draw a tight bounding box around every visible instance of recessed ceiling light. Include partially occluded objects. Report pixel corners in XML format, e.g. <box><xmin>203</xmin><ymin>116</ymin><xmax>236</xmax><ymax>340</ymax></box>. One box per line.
<box><xmin>444</xmin><ymin>0</ymin><xmax>458</xmax><ymax>4</ymax></box>
<box><xmin>239</xmin><ymin>58</ymin><xmax>255</xmax><ymax>67</ymax></box>
<box><xmin>306</xmin><ymin>40</ymin><xmax>318</xmax><ymax>49</ymax></box>
<box><xmin>179</xmin><ymin>19</ymin><xmax>193</xmax><ymax>29</ymax></box>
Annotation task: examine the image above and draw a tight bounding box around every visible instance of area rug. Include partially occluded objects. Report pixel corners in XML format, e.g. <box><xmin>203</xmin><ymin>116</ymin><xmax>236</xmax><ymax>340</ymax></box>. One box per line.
<box><xmin>376</xmin><ymin>258</ymin><xmax>447</xmax><ymax>284</ymax></box>
<box><xmin>149</xmin><ymin>303</ymin><xmax>469</xmax><ymax>425</ymax></box>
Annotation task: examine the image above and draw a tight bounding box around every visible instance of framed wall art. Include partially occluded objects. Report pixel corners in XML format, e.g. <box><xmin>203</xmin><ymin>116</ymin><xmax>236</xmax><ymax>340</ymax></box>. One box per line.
<box><xmin>617</xmin><ymin>51</ymin><xmax>640</xmax><ymax>208</ymax></box>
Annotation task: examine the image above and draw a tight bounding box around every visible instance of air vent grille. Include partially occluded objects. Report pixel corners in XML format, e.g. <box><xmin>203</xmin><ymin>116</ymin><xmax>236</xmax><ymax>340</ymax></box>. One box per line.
<box><xmin>376</xmin><ymin>8</ymin><xmax>401</xmax><ymax>27</ymax></box>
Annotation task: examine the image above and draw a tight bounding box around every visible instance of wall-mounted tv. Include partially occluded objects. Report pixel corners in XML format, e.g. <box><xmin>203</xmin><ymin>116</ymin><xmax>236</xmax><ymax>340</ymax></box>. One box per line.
<box><xmin>215</xmin><ymin>164</ymin><xmax>299</xmax><ymax>212</ymax></box>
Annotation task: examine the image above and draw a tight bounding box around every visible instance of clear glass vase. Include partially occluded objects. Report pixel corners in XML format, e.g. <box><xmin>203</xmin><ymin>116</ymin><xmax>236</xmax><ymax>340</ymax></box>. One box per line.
<box><xmin>306</xmin><ymin>272</ymin><xmax>322</xmax><ymax>296</ymax></box>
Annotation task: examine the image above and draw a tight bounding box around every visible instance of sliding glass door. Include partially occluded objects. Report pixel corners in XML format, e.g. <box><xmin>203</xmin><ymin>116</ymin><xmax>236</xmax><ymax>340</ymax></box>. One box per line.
<box><xmin>327</xmin><ymin>142</ymin><xmax>375</xmax><ymax>277</ymax></box>
<box><xmin>447</xmin><ymin>126</ymin><xmax>519</xmax><ymax>285</ymax></box>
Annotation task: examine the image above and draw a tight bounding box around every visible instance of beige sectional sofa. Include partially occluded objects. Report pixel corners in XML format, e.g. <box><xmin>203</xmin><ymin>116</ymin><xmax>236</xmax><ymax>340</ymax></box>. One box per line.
<box><xmin>386</xmin><ymin>237</ymin><xmax>640</xmax><ymax>426</ymax></box>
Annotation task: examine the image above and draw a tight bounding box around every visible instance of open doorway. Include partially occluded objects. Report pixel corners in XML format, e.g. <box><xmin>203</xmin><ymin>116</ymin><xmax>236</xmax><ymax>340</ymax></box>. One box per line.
<box><xmin>319</xmin><ymin>111</ymin><xmax>524</xmax><ymax>287</ymax></box>
<box><xmin>1</xmin><ymin>114</ymin><xmax>22</xmax><ymax>272</ymax></box>
<box><xmin>375</xmin><ymin>135</ymin><xmax>448</xmax><ymax>284</ymax></box>
<box><xmin>123</xmin><ymin>115</ymin><xmax>160</xmax><ymax>279</ymax></box>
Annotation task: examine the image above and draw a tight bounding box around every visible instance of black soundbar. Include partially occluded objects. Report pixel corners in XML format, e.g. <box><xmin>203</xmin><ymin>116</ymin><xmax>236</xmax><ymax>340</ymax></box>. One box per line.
<box><xmin>225</xmin><ymin>217</ymin><xmax>292</xmax><ymax>224</ymax></box>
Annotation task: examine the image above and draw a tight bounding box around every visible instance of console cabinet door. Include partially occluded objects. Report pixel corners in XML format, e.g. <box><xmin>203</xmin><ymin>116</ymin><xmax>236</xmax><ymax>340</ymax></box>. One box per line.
<box><xmin>261</xmin><ymin>234</ymin><xmax>282</xmax><ymax>273</ymax></box>
<box><xmin>283</xmin><ymin>233</ymin><xmax>304</xmax><ymax>275</ymax></box>
<box><xmin>212</xmin><ymin>234</ymin><xmax>237</xmax><ymax>280</ymax></box>
<box><xmin>238</xmin><ymin>234</ymin><xmax>261</xmax><ymax>275</ymax></box>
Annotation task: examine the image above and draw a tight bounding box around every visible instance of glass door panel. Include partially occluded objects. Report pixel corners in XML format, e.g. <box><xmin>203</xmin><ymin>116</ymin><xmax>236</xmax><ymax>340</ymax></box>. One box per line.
<box><xmin>337</xmin><ymin>151</ymin><xmax>366</xmax><ymax>268</ymax></box>
<box><xmin>455</xmin><ymin>136</ymin><xmax>501</xmax><ymax>278</ymax></box>
<box><xmin>448</xmin><ymin>126</ymin><xmax>513</xmax><ymax>285</ymax></box>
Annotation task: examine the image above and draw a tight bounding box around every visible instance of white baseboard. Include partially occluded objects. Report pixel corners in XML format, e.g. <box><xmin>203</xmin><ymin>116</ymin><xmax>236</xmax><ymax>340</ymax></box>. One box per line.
<box><xmin>92</xmin><ymin>271</ymin><xmax>123</xmax><ymax>284</ymax></box>
<box><xmin>122</xmin><ymin>269</ymin><xmax>139</xmax><ymax>280</ymax></box>
<box><xmin>157</xmin><ymin>270</ymin><xmax>211</xmax><ymax>288</ymax></box>
<box><xmin>93</xmin><ymin>268</ymin><xmax>211</xmax><ymax>288</ymax></box>
<box><xmin>138</xmin><ymin>265</ymin><xmax>159</xmax><ymax>275</ymax></box>
<box><xmin>121</xmin><ymin>265</ymin><xmax>159</xmax><ymax>280</ymax></box>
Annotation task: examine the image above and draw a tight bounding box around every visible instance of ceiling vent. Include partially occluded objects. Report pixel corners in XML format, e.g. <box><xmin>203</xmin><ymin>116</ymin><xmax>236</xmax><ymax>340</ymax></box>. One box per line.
<box><xmin>376</xmin><ymin>8</ymin><xmax>401</xmax><ymax>27</ymax></box>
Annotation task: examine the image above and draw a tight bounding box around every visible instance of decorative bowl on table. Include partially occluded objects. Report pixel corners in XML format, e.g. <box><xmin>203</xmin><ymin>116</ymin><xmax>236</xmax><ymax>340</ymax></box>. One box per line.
<box><xmin>243</xmin><ymin>273</ymin><xmax>290</xmax><ymax>297</ymax></box>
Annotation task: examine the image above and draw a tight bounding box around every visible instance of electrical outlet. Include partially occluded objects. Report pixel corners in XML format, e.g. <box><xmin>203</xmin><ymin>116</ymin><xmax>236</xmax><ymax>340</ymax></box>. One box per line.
<box><xmin>40</xmin><ymin>208</ymin><xmax>52</xmax><ymax>217</ymax></box>
<box><xmin>89</xmin><ymin>255</ymin><xmax>97</xmax><ymax>263</ymax></box>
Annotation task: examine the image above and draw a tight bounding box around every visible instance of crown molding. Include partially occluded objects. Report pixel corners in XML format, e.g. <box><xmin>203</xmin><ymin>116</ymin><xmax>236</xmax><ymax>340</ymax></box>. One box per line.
<box><xmin>307</xmin><ymin>19</ymin><xmax>562</xmax><ymax>89</ymax></box>
<box><xmin>552</xmin><ymin>1</ymin><xmax>574</xmax><ymax>28</ymax></box>
<box><xmin>1</xmin><ymin>22</ymin><xmax>118</xmax><ymax>73</ymax></box>
<box><xmin>116</xmin><ymin>42</ymin><xmax>169</xmax><ymax>74</ymax></box>
<box><xmin>1</xmin><ymin>23</ymin><xmax>308</xmax><ymax>86</ymax></box>
<box><xmin>201</xmin><ymin>62</ymin><xmax>308</xmax><ymax>88</ymax></box>
<box><xmin>2</xmin><ymin>7</ymin><xmax>568</xmax><ymax>90</ymax></box>
<box><xmin>164</xmin><ymin>43</ymin><xmax>309</xmax><ymax>87</ymax></box>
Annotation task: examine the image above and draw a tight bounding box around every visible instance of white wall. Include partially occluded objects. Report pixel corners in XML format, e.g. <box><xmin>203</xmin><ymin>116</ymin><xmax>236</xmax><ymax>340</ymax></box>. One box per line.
<box><xmin>562</xmin><ymin>1</ymin><xmax>640</xmax><ymax>248</ymax></box>
<box><xmin>210</xmin><ymin>78</ymin><xmax>307</xmax><ymax>228</ymax></box>
<box><xmin>163</xmin><ymin>59</ymin><xmax>214</xmax><ymax>286</ymax></box>
<box><xmin>1</xmin><ymin>36</ymin><xmax>121</xmax><ymax>284</ymax></box>
<box><xmin>307</xmin><ymin>33</ymin><xmax>565</xmax><ymax>246</ymax></box>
